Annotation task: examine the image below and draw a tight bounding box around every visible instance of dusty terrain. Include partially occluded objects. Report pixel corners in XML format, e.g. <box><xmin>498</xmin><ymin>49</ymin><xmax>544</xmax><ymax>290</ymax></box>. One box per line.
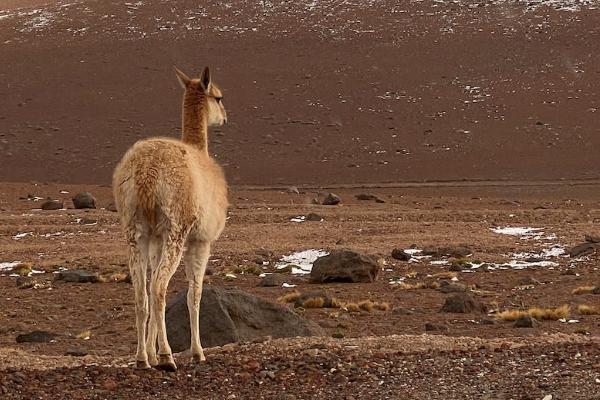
<box><xmin>1</xmin><ymin>0</ymin><xmax>600</xmax><ymax>185</ymax></box>
<box><xmin>0</xmin><ymin>182</ymin><xmax>599</xmax><ymax>398</ymax></box>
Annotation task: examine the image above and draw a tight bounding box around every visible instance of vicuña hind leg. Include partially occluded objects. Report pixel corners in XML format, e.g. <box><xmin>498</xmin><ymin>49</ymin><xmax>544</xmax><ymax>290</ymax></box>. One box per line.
<box><xmin>127</xmin><ymin>230</ymin><xmax>150</xmax><ymax>369</ymax></box>
<box><xmin>150</xmin><ymin>231</ymin><xmax>186</xmax><ymax>372</ymax></box>
<box><xmin>184</xmin><ymin>239</ymin><xmax>211</xmax><ymax>363</ymax></box>
<box><xmin>145</xmin><ymin>235</ymin><xmax>162</xmax><ymax>366</ymax></box>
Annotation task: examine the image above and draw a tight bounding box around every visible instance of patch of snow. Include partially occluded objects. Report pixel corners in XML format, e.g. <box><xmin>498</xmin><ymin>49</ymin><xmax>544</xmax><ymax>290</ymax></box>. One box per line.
<box><xmin>430</xmin><ymin>260</ymin><xmax>449</xmax><ymax>265</ymax></box>
<box><xmin>41</xmin><ymin>231</ymin><xmax>65</xmax><ymax>238</ymax></box>
<box><xmin>0</xmin><ymin>261</ymin><xmax>21</xmax><ymax>271</ymax></box>
<box><xmin>404</xmin><ymin>249</ymin><xmax>422</xmax><ymax>255</ymax></box>
<box><xmin>468</xmin><ymin>259</ymin><xmax>558</xmax><ymax>270</ymax></box>
<box><xmin>290</xmin><ymin>216</ymin><xmax>306</xmax><ymax>223</ymax></box>
<box><xmin>276</xmin><ymin>249</ymin><xmax>329</xmax><ymax>274</ymax></box>
<box><xmin>282</xmin><ymin>283</ymin><xmax>296</xmax><ymax>288</ymax></box>
<box><xmin>491</xmin><ymin>226</ymin><xmax>544</xmax><ymax>237</ymax></box>
<box><xmin>12</xmin><ymin>232</ymin><xmax>32</xmax><ymax>240</ymax></box>
<box><xmin>512</xmin><ymin>246</ymin><xmax>566</xmax><ymax>259</ymax></box>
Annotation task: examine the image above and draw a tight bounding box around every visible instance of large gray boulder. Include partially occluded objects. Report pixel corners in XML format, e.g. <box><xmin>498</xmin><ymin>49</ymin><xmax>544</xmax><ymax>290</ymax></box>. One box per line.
<box><xmin>165</xmin><ymin>286</ymin><xmax>323</xmax><ymax>352</ymax></box>
<box><xmin>310</xmin><ymin>250</ymin><xmax>380</xmax><ymax>283</ymax></box>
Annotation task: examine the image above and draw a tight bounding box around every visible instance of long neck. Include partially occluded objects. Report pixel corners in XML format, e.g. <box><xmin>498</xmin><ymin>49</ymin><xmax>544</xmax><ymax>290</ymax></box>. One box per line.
<box><xmin>181</xmin><ymin>92</ymin><xmax>208</xmax><ymax>154</ymax></box>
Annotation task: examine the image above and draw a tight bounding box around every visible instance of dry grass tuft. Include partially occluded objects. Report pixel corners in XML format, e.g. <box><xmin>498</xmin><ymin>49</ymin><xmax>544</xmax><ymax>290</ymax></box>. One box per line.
<box><xmin>11</xmin><ymin>263</ymin><xmax>33</xmax><ymax>276</ymax></box>
<box><xmin>345</xmin><ymin>302</ymin><xmax>361</xmax><ymax>312</ymax></box>
<box><xmin>496</xmin><ymin>305</ymin><xmax>570</xmax><ymax>321</ymax></box>
<box><xmin>396</xmin><ymin>281</ymin><xmax>440</xmax><ymax>290</ymax></box>
<box><xmin>76</xmin><ymin>329</ymin><xmax>91</xmax><ymax>340</ymax></box>
<box><xmin>303</xmin><ymin>297</ymin><xmax>325</xmax><ymax>308</ymax></box>
<box><xmin>373</xmin><ymin>302</ymin><xmax>390</xmax><ymax>311</ymax></box>
<box><xmin>578</xmin><ymin>304</ymin><xmax>599</xmax><ymax>315</ymax></box>
<box><xmin>331</xmin><ymin>298</ymin><xmax>345</xmax><ymax>309</ymax></box>
<box><xmin>233</xmin><ymin>265</ymin><xmax>263</xmax><ymax>276</ymax></box>
<box><xmin>278</xmin><ymin>290</ymin><xmax>301</xmax><ymax>303</ymax></box>
<box><xmin>571</xmin><ymin>286</ymin><xmax>597</xmax><ymax>295</ymax></box>
<box><xmin>358</xmin><ymin>300</ymin><xmax>374</xmax><ymax>312</ymax></box>
<box><xmin>100</xmin><ymin>272</ymin><xmax>129</xmax><ymax>283</ymax></box>
<box><xmin>431</xmin><ymin>271</ymin><xmax>458</xmax><ymax>279</ymax></box>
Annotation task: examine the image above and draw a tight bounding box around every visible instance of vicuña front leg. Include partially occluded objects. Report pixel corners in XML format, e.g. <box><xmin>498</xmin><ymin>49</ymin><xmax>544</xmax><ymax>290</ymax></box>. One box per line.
<box><xmin>184</xmin><ymin>239</ymin><xmax>211</xmax><ymax>363</ymax></box>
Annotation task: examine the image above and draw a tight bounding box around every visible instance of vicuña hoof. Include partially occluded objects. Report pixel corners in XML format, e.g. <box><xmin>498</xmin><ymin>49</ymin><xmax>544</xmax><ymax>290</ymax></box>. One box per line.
<box><xmin>135</xmin><ymin>360</ymin><xmax>151</xmax><ymax>370</ymax></box>
<box><xmin>192</xmin><ymin>353</ymin><xmax>206</xmax><ymax>363</ymax></box>
<box><xmin>156</xmin><ymin>354</ymin><xmax>177</xmax><ymax>372</ymax></box>
<box><xmin>148</xmin><ymin>354</ymin><xmax>158</xmax><ymax>367</ymax></box>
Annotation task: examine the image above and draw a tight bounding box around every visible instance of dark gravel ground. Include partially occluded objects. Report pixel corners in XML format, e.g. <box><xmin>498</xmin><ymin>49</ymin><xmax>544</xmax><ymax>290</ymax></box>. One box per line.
<box><xmin>1</xmin><ymin>335</ymin><xmax>598</xmax><ymax>400</ymax></box>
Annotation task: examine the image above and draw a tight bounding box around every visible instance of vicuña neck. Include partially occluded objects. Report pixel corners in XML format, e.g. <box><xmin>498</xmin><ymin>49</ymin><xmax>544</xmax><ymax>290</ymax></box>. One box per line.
<box><xmin>181</xmin><ymin>93</ymin><xmax>208</xmax><ymax>154</ymax></box>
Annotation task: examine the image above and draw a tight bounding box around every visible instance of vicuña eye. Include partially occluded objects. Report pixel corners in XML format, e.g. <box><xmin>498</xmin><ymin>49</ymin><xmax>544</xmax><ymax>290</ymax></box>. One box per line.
<box><xmin>216</xmin><ymin>97</ymin><xmax>223</xmax><ymax>103</ymax></box>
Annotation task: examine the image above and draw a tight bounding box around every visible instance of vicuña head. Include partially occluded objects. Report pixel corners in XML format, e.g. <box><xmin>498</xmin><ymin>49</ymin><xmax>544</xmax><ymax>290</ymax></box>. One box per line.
<box><xmin>175</xmin><ymin>66</ymin><xmax>227</xmax><ymax>126</ymax></box>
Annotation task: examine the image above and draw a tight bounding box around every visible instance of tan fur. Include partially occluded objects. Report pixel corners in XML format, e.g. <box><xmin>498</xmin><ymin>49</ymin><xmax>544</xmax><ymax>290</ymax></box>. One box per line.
<box><xmin>112</xmin><ymin>66</ymin><xmax>228</xmax><ymax>370</ymax></box>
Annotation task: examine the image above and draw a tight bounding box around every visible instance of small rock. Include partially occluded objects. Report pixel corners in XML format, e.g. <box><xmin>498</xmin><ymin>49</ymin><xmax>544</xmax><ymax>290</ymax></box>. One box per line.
<box><xmin>480</xmin><ymin>318</ymin><xmax>496</xmax><ymax>325</ymax></box>
<box><xmin>322</xmin><ymin>193</ymin><xmax>341</xmax><ymax>206</ymax></box>
<box><xmin>585</xmin><ymin>234</ymin><xmax>600</xmax><ymax>243</ymax></box>
<box><xmin>514</xmin><ymin>316</ymin><xmax>540</xmax><ymax>328</ymax></box>
<box><xmin>438</xmin><ymin>282</ymin><xmax>468</xmax><ymax>293</ymax></box>
<box><xmin>569</xmin><ymin>242</ymin><xmax>597</xmax><ymax>257</ymax></box>
<box><xmin>519</xmin><ymin>276</ymin><xmax>542</xmax><ymax>285</ymax></box>
<box><xmin>391</xmin><ymin>248</ymin><xmax>410</xmax><ymax>261</ymax></box>
<box><xmin>392</xmin><ymin>307</ymin><xmax>415</xmax><ymax>315</ymax></box>
<box><xmin>55</xmin><ymin>269</ymin><xmax>100</xmax><ymax>283</ymax></box>
<box><xmin>440</xmin><ymin>293</ymin><xmax>486</xmax><ymax>314</ymax></box>
<box><xmin>286</xmin><ymin>186</ymin><xmax>300</xmax><ymax>194</ymax></box>
<box><xmin>305</xmin><ymin>213</ymin><xmax>323</xmax><ymax>222</ymax></box>
<box><xmin>449</xmin><ymin>263</ymin><xmax>464</xmax><ymax>272</ymax></box>
<box><xmin>16</xmin><ymin>331</ymin><xmax>56</xmax><ymax>343</ymax></box>
<box><xmin>106</xmin><ymin>203</ymin><xmax>118</xmax><ymax>212</ymax></box>
<box><xmin>78</xmin><ymin>218</ymin><xmax>97</xmax><ymax>225</ymax></box>
<box><xmin>65</xmin><ymin>348</ymin><xmax>88</xmax><ymax>357</ymax></box>
<box><xmin>41</xmin><ymin>199</ymin><xmax>63</xmax><ymax>210</ymax></box>
<box><xmin>355</xmin><ymin>194</ymin><xmax>385</xmax><ymax>203</ymax></box>
<box><xmin>425</xmin><ymin>322</ymin><xmax>448</xmax><ymax>332</ymax></box>
<box><xmin>259</xmin><ymin>274</ymin><xmax>286</xmax><ymax>287</ymax></box>
<box><xmin>72</xmin><ymin>192</ymin><xmax>96</xmax><ymax>209</ymax></box>
<box><xmin>423</xmin><ymin>246</ymin><xmax>472</xmax><ymax>258</ymax></box>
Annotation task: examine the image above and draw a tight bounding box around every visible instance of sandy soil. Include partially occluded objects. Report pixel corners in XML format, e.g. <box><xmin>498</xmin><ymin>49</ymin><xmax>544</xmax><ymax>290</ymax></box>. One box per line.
<box><xmin>0</xmin><ymin>182</ymin><xmax>599</xmax><ymax>398</ymax></box>
<box><xmin>1</xmin><ymin>0</ymin><xmax>600</xmax><ymax>185</ymax></box>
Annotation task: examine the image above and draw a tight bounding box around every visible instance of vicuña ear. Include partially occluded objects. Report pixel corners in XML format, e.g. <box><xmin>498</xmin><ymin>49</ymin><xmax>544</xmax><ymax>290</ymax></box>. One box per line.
<box><xmin>174</xmin><ymin>66</ymin><xmax>191</xmax><ymax>89</ymax></box>
<box><xmin>200</xmin><ymin>66</ymin><xmax>211</xmax><ymax>92</ymax></box>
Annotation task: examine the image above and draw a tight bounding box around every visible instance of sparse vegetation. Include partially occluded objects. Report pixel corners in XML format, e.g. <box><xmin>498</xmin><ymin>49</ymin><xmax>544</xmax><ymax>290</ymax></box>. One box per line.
<box><xmin>302</xmin><ymin>297</ymin><xmax>325</xmax><ymax>308</ymax></box>
<box><xmin>98</xmin><ymin>272</ymin><xmax>130</xmax><ymax>283</ymax></box>
<box><xmin>358</xmin><ymin>300</ymin><xmax>374</xmax><ymax>312</ymax></box>
<box><xmin>278</xmin><ymin>291</ymin><xmax>389</xmax><ymax>313</ymax></box>
<box><xmin>431</xmin><ymin>272</ymin><xmax>458</xmax><ymax>279</ymax></box>
<box><xmin>395</xmin><ymin>281</ymin><xmax>440</xmax><ymax>290</ymax></box>
<box><xmin>278</xmin><ymin>290</ymin><xmax>301</xmax><ymax>303</ymax></box>
<box><xmin>373</xmin><ymin>302</ymin><xmax>391</xmax><ymax>311</ymax></box>
<box><xmin>233</xmin><ymin>264</ymin><xmax>263</xmax><ymax>275</ymax></box>
<box><xmin>496</xmin><ymin>305</ymin><xmax>570</xmax><ymax>321</ymax></box>
<box><xmin>571</xmin><ymin>286</ymin><xmax>598</xmax><ymax>295</ymax></box>
<box><xmin>577</xmin><ymin>304</ymin><xmax>599</xmax><ymax>315</ymax></box>
<box><xmin>11</xmin><ymin>262</ymin><xmax>33</xmax><ymax>276</ymax></box>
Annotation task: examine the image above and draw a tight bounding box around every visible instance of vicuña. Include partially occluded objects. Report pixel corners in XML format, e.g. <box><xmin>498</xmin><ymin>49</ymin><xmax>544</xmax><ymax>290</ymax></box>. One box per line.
<box><xmin>113</xmin><ymin>66</ymin><xmax>228</xmax><ymax>371</ymax></box>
